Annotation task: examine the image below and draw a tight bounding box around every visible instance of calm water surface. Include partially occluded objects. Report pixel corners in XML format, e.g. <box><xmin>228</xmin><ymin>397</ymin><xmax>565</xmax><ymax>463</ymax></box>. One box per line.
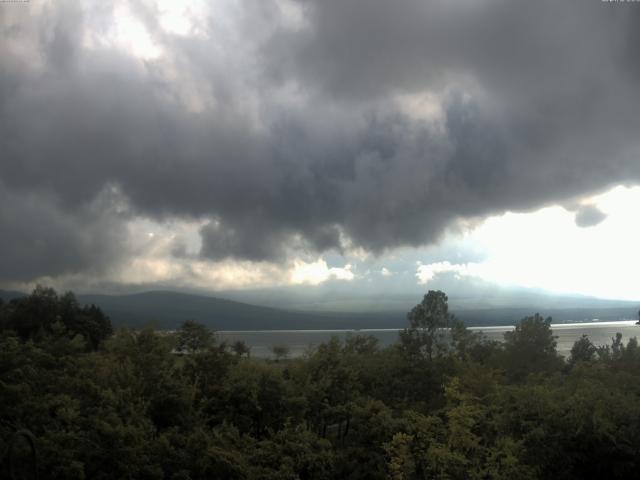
<box><xmin>216</xmin><ymin>321</ymin><xmax>640</xmax><ymax>359</ymax></box>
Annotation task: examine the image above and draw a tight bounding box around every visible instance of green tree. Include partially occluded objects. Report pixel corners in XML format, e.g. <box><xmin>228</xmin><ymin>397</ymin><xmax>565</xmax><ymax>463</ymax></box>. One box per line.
<box><xmin>271</xmin><ymin>345</ymin><xmax>290</xmax><ymax>362</ymax></box>
<box><xmin>400</xmin><ymin>290</ymin><xmax>456</xmax><ymax>360</ymax></box>
<box><xmin>249</xmin><ymin>425</ymin><xmax>335</xmax><ymax>479</ymax></box>
<box><xmin>569</xmin><ymin>334</ymin><xmax>597</xmax><ymax>364</ymax></box>
<box><xmin>60</xmin><ymin>293</ymin><xmax>113</xmax><ymax>351</ymax></box>
<box><xmin>176</xmin><ymin>320</ymin><xmax>213</xmax><ymax>353</ymax></box>
<box><xmin>5</xmin><ymin>285</ymin><xmax>59</xmax><ymax>340</ymax></box>
<box><xmin>232</xmin><ymin>340</ymin><xmax>251</xmax><ymax>358</ymax></box>
<box><xmin>0</xmin><ymin>287</ymin><xmax>112</xmax><ymax>350</ymax></box>
<box><xmin>221</xmin><ymin>361</ymin><xmax>293</xmax><ymax>438</ymax></box>
<box><xmin>502</xmin><ymin>314</ymin><xmax>562</xmax><ymax>381</ymax></box>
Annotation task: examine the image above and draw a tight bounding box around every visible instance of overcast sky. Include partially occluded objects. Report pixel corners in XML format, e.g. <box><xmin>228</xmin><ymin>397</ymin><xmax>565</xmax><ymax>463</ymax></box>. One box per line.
<box><xmin>1</xmin><ymin>0</ymin><xmax>640</xmax><ymax>302</ymax></box>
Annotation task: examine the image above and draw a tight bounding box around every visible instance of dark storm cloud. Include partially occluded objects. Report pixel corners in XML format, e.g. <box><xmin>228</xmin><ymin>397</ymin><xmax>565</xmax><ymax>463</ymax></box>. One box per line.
<box><xmin>1</xmin><ymin>0</ymin><xmax>640</xmax><ymax>282</ymax></box>
<box><xmin>0</xmin><ymin>181</ymin><xmax>128</xmax><ymax>282</ymax></box>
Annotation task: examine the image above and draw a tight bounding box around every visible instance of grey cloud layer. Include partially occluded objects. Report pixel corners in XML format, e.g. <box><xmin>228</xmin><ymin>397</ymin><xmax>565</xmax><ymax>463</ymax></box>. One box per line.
<box><xmin>0</xmin><ymin>182</ymin><xmax>128</xmax><ymax>282</ymax></box>
<box><xmin>1</xmin><ymin>0</ymin><xmax>639</xmax><ymax>283</ymax></box>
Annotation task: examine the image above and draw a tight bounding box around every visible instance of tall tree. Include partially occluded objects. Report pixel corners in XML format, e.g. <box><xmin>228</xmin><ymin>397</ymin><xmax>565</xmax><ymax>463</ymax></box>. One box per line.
<box><xmin>176</xmin><ymin>320</ymin><xmax>213</xmax><ymax>353</ymax></box>
<box><xmin>502</xmin><ymin>313</ymin><xmax>561</xmax><ymax>380</ymax></box>
<box><xmin>569</xmin><ymin>334</ymin><xmax>597</xmax><ymax>364</ymax></box>
<box><xmin>400</xmin><ymin>290</ymin><xmax>456</xmax><ymax>360</ymax></box>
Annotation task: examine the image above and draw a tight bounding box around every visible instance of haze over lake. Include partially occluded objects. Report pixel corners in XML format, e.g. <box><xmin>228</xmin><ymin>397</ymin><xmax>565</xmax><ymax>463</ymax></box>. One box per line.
<box><xmin>217</xmin><ymin>321</ymin><xmax>640</xmax><ymax>359</ymax></box>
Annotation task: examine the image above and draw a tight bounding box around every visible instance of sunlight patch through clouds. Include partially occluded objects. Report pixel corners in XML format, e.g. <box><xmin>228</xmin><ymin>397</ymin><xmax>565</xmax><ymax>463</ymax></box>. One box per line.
<box><xmin>416</xmin><ymin>186</ymin><xmax>640</xmax><ymax>300</ymax></box>
<box><xmin>290</xmin><ymin>259</ymin><xmax>355</xmax><ymax>286</ymax></box>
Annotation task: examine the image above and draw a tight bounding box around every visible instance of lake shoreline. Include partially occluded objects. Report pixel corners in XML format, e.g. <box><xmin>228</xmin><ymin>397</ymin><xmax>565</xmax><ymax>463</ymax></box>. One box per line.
<box><xmin>215</xmin><ymin>320</ymin><xmax>640</xmax><ymax>358</ymax></box>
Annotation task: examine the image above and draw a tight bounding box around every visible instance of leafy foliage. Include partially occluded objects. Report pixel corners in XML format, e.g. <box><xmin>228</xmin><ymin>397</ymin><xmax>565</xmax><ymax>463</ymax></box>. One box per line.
<box><xmin>176</xmin><ymin>319</ymin><xmax>213</xmax><ymax>353</ymax></box>
<box><xmin>1</xmin><ymin>288</ymin><xmax>640</xmax><ymax>479</ymax></box>
<box><xmin>400</xmin><ymin>290</ymin><xmax>456</xmax><ymax>359</ymax></box>
<box><xmin>501</xmin><ymin>313</ymin><xmax>563</xmax><ymax>381</ymax></box>
<box><xmin>0</xmin><ymin>286</ymin><xmax>112</xmax><ymax>350</ymax></box>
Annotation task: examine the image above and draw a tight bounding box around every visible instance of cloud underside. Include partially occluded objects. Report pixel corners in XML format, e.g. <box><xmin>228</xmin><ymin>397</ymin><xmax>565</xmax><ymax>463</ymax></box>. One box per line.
<box><xmin>1</xmin><ymin>0</ymin><xmax>640</xmax><ymax>285</ymax></box>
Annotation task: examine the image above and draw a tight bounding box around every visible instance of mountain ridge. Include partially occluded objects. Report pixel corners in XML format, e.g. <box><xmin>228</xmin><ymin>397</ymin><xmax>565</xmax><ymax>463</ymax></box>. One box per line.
<box><xmin>2</xmin><ymin>289</ymin><xmax>638</xmax><ymax>330</ymax></box>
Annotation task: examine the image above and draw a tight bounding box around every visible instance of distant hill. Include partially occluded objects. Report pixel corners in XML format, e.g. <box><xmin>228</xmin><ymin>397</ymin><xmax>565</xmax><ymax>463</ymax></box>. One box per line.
<box><xmin>76</xmin><ymin>291</ymin><xmax>410</xmax><ymax>330</ymax></box>
<box><xmin>1</xmin><ymin>289</ymin><xmax>637</xmax><ymax>330</ymax></box>
<box><xmin>0</xmin><ymin>290</ymin><xmax>27</xmax><ymax>302</ymax></box>
<box><xmin>1</xmin><ymin>288</ymin><xmax>405</xmax><ymax>329</ymax></box>
<box><xmin>76</xmin><ymin>291</ymin><xmax>327</xmax><ymax>330</ymax></box>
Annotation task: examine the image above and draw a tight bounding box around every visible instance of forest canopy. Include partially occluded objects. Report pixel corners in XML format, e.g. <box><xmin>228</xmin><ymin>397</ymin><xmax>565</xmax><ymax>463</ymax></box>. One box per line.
<box><xmin>2</xmin><ymin>288</ymin><xmax>640</xmax><ymax>479</ymax></box>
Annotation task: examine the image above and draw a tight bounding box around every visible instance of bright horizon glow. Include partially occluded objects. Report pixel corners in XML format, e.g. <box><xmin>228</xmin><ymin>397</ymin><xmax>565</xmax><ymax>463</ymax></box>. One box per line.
<box><xmin>417</xmin><ymin>185</ymin><xmax>640</xmax><ymax>301</ymax></box>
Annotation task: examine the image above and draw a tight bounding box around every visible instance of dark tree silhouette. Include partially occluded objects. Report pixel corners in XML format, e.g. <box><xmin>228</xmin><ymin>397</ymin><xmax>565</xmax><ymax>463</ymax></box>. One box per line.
<box><xmin>400</xmin><ymin>290</ymin><xmax>456</xmax><ymax>360</ymax></box>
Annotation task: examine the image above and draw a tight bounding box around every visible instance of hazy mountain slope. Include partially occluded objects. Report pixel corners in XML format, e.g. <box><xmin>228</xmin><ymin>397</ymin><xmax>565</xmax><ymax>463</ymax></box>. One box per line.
<box><xmin>76</xmin><ymin>291</ymin><xmax>640</xmax><ymax>330</ymax></box>
<box><xmin>0</xmin><ymin>290</ymin><xmax>27</xmax><ymax>302</ymax></box>
<box><xmin>217</xmin><ymin>285</ymin><xmax>638</xmax><ymax>313</ymax></box>
<box><xmin>2</xmin><ymin>289</ymin><xmax>637</xmax><ymax>330</ymax></box>
<box><xmin>76</xmin><ymin>291</ymin><xmax>334</xmax><ymax>330</ymax></box>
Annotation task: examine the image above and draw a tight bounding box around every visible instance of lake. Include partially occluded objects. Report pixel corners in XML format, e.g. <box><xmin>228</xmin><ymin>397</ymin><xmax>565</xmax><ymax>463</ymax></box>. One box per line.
<box><xmin>216</xmin><ymin>320</ymin><xmax>640</xmax><ymax>359</ymax></box>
